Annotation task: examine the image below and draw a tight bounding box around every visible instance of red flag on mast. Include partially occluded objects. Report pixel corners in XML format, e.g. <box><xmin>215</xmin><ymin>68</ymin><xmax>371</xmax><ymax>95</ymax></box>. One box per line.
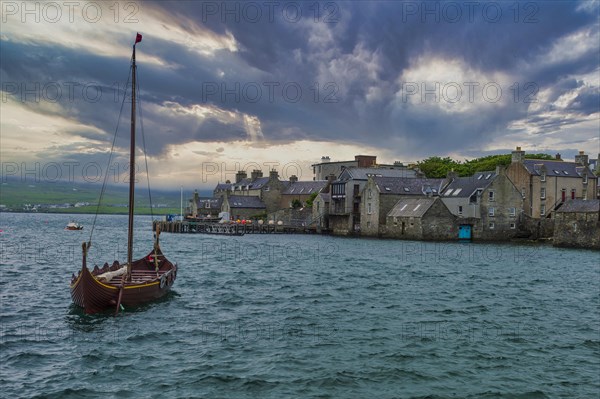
<box><xmin>135</xmin><ymin>33</ymin><xmax>142</xmax><ymax>44</ymax></box>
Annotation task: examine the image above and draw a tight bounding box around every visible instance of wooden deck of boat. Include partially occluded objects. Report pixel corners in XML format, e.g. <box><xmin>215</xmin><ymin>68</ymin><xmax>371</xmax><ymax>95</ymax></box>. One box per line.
<box><xmin>105</xmin><ymin>269</ymin><xmax>166</xmax><ymax>285</ymax></box>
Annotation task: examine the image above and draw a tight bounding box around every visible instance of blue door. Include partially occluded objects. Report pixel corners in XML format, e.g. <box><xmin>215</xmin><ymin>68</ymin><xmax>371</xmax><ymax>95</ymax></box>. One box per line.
<box><xmin>458</xmin><ymin>225</ymin><xmax>472</xmax><ymax>240</ymax></box>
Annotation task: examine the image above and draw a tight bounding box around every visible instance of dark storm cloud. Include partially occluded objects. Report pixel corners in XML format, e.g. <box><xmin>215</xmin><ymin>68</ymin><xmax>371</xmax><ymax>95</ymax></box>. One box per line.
<box><xmin>2</xmin><ymin>0</ymin><xmax>598</xmax><ymax>159</ymax></box>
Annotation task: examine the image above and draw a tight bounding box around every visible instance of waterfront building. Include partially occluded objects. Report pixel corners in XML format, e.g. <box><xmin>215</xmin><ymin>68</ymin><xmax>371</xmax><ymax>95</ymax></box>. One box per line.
<box><xmin>440</xmin><ymin>167</ymin><xmax>523</xmax><ymax>240</ymax></box>
<box><xmin>279</xmin><ymin>177</ymin><xmax>329</xmax><ymax>209</ymax></box>
<box><xmin>328</xmin><ymin>167</ymin><xmax>418</xmax><ymax>235</ymax></box>
<box><xmin>221</xmin><ymin>194</ymin><xmax>266</xmax><ymax>221</ymax></box>
<box><xmin>360</xmin><ymin>176</ymin><xmax>446</xmax><ymax>236</ymax></box>
<box><xmin>506</xmin><ymin>148</ymin><xmax>598</xmax><ymax>219</ymax></box>
<box><xmin>553</xmin><ymin>199</ymin><xmax>600</xmax><ymax>249</ymax></box>
<box><xmin>384</xmin><ymin>197</ymin><xmax>456</xmax><ymax>240</ymax></box>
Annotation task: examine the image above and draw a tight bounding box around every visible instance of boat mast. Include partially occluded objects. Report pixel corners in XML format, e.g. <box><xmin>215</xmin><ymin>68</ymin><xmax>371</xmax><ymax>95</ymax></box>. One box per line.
<box><xmin>126</xmin><ymin>38</ymin><xmax>138</xmax><ymax>280</ymax></box>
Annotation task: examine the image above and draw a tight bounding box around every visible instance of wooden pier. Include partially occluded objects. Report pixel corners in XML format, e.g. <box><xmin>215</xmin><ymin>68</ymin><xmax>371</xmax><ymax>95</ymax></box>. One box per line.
<box><xmin>152</xmin><ymin>220</ymin><xmax>327</xmax><ymax>235</ymax></box>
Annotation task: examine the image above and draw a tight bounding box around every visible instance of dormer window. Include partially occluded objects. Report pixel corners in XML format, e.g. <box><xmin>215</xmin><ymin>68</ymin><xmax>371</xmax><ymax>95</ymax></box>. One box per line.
<box><xmin>583</xmin><ymin>174</ymin><xmax>588</xmax><ymax>184</ymax></box>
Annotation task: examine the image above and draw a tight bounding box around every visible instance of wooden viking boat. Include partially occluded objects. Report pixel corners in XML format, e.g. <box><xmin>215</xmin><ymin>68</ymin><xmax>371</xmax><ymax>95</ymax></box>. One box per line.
<box><xmin>70</xmin><ymin>33</ymin><xmax>177</xmax><ymax>315</ymax></box>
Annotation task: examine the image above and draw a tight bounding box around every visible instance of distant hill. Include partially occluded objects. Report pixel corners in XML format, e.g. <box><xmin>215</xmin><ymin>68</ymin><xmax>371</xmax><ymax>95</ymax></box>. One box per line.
<box><xmin>0</xmin><ymin>177</ymin><xmax>193</xmax><ymax>214</ymax></box>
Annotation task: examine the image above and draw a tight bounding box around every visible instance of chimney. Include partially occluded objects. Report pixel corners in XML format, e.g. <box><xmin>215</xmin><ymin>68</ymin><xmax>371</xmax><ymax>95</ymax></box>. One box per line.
<box><xmin>289</xmin><ymin>175</ymin><xmax>298</xmax><ymax>183</ymax></box>
<box><xmin>355</xmin><ymin>155</ymin><xmax>377</xmax><ymax>168</ymax></box>
<box><xmin>321</xmin><ymin>156</ymin><xmax>330</xmax><ymax>163</ymax></box>
<box><xmin>269</xmin><ymin>169</ymin><xmax>279</xmax><ymax>180</ymax></box>
<box><xmin>511</xmin><ymin>146</ymin><xmax>525</xmax><ymax>163</ymax></box>
<box><xmin>235</xmin><ymin>170</ymin><xmax>247</xmax><ymax>183</ymax></box>
<box><xmin>250</xmin><ymin>169</ymin><xmax>263</xmax><ymax>181</ymax></box>
<box><xmin>575</xmin><ymin>150</ymin><xmax>589</xmax><ymax>166</ymax></box>
<box><xmin>555</xmin><ymin>153</ymin><xmax>562</xmax><ymax>161</ymax></box>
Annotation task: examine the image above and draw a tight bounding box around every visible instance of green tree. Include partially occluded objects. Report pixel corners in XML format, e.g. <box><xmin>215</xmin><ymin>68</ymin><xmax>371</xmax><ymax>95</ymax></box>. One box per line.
<box><xmin>291</xmin><ymin>199</ymin><xmax>302</xmax><ymax>209</ymax></box>
<box><xmin>305</xmin><ymin>192</ymin><xmax>319</xmax><ymax>208</ymax></box>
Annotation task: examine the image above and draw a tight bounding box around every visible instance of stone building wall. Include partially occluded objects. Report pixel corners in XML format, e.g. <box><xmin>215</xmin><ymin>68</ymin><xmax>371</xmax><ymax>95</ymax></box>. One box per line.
<box><xmin>554</xmin><ymin>212</ymin><xmax>600</xmax><ymax>249</ymax></box>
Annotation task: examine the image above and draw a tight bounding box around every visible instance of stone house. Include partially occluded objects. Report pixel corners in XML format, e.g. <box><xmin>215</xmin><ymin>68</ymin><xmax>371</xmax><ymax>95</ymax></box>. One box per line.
<box><xmin>221</xmin><ymin>194</ymin><xmax>266</xmax><ymax>221</ymax></box>
<box><xmin>553</xmin><ymin>199</ymin><xmax>600</xmax><ymax>249</ymax></box>
<box><xmin>188</xmin><ymin>190</ymin><xmax>223</xmax><ymax>219</ymax></box>
<box><xmin>441</xmin><ymin>167</ymin><xmax>523</xmax><ymax>240</ymax></box>
<box><xmin>383</xmin><ymin>197</ymin><xmax>456</xmax><ymax>240</ymax></box>
<box><xmin>312</xmin><ymin>193</ymin><xmax>330</xmax><ymax>231</ymax></box>
<box><xmin>279</xmin><ymin>177</ymin><xmax>329</xmax><ymax>209</ymax></box>
<box><xmin>329</xmin><ymin>167</ymin><xmax>418</xmax><ymax>235</ymax></box>
<box><xmin>213</xmin><ymin>169</ymin><xmax>286</xmax><ymax>214</ymax></box>
<box><xmin>506</xmin><ymin>148</ymin><xmax>598</xmax><ymax>219</ymax></box>
<box><xmin>360</xmin><ymin>176</ymin><xmax>446</xmax><ymax>237</ymax></box>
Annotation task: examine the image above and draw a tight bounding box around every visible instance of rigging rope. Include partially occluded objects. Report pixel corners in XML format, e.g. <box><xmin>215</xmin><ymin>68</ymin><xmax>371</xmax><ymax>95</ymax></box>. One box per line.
<box><xmin>87</xmin><ymin>60</ymin><xmax>133</xmax><ymax>246</ymax></box>
<box><xmin>136</xmin><ymin>69</ymin><xmax>154</xmax><ymax>221</ymax></box>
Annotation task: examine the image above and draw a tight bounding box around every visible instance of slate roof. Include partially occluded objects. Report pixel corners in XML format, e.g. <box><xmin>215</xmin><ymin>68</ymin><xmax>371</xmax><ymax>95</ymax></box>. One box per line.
<box><xmin>216</xmin><ymin>176</ymin><xmax>279</xmax><ymax>192</ymax></box>
<box><xmin>317</xmin><ymin>192</ymin><xmax>331</xmax><ymax>202</ymax></box>
<box><xmin>282</xmin><ymin>180</ymin><xmax>328</xmax><ymax>195</ymax></box>
<box><xmin>441</xmin><ymin>171</ymin><xmax>496</xmax><ymax>198</ymax></box>
<box><xmin>227</xmin><ymin>195</ymin><xmax>266</xmax><ymax>209</ymax></box>
<box><xmin>372</xmin><ymin>177</ymin><xmax>444</xmax><ymax>195</ymax></box>
<box><xmin>556</xmin><ymin>199</ymin><xmax>600</xmax><ymax>213</ymax></box>
<box><xmin>387</xmin><ymin>198</ymin><xmax>437</xmax><ymax>218</ymax></box>
<box><xmin>196</xmin><ymin>197</ymin><xmax>223</xmax><ymax>209</ymax></box>
<box><xmin>339</xmin><ymin>167</ymin><xmax>416</xmax><ymax>181</ymax></box>
<box><xmin>522</xmin><ymin>160</ymin><xmax>595</xmax><ymax>178</ymax></box>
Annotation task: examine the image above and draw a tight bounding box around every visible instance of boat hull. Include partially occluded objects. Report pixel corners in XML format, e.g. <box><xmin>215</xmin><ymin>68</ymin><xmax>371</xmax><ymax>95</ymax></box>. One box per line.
<box><xmin>70</xmin><ymin>249</ymin><xmax>177</xmax><ymax>314</ymax></box>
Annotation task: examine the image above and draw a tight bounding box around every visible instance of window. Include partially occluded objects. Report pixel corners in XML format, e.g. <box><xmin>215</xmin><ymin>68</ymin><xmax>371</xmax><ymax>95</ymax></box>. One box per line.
<box><xmin>477</xmin><ymin>174</ymin><xmax>483</xmax><ymax>180</ymax></box>
<box><xmin>540</xmin><ymin>187</ymin><xmax>546</xmax><ymax>199</ymax></box>
<box><xmin>403</xmin><ymin>187</ymin><xmax>410</xmax><ymax>192</ymax></box>
<box><xmin>488</xmin><ymin>191</ymin><xmax>495</xmax><ymax>201</ymax></box>
<box><xmin>510</xmin><ymin>223</ymin><xmax>516</xmax><ymax>229</ymax></box>
<box><xmin>414</xmin><ymin>204</ymin><xmax>421</xmax><ymax>211</ymax></box>
<box><xmin>540</xmin><ymin>171</ymin><xmax>546</xmax><ymax>181</ymax></box>
<box><xmin>458</xmin><ymin>206</ymin><xmax>463</xmax><ymax>215</ymax></box>
<box><xmin>400</xmin><ymin>204</ymin><xmax>408</xmax><ymax>211</ymax></box>
<box><xmin>583</xmin><ymin>174</ymin><xmax>588</xmax><ymax>184</ymax></box>
<box><xmin>368</xmin><ymin>189</ymin><xmax>372</xmax><ymax>199</ymax></box>
<box><xmin>571</xmin><ymin>189</ymin><xmax>576</xmax><ymax>200</ymax></box>
<box><xmin>453</xmin><ymin>188</ymin><xmax>462</xmax><ymax>196</ymax></box>
<box><xmin>485</xmin><ymin>174</ymin><xmax>492</xmax><ymax>180</ymax></box>
<box><xmin>489</xmin><ymin>222</ymin><xmax>495</xmax><ymax>229</ymax></box>
<box><xmin>521</xmin><ymin>188</ymin><xmax>526</xmax><ymax>199</ymax></box>
<box><xmin>205</xmin><ymin>202</ymin><xmax>210</xmax><ymax>209</ymax></box>
<box><xmin>489</xmin><ymin>207</ymin><xmax>495</xmax><ymax>217</ymax></box>
<box><xmin>509</xmin><ymin>207</ymin><xmax>516</xmax><ymax>216</ymax></box>
<box><xmin>540</xmin><ymin>204</ymin><xmax>546</xmax><ymax>216</ymax></box>
<box><xmin>367</xmin><ymin>203</ymin><xmax>372</xmax><ymax>214</ymax></box>
<box><xmin>367</xmin><ymin>221</ymin><xmax>371</xmax><ymax>228</ymax></box>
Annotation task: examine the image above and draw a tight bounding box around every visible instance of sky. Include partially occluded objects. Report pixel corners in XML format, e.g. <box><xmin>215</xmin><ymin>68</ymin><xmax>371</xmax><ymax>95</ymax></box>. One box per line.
<box><xmin>1</xmin><ymin>0</ymin><xmax>599</xmax><ymax>190</ymax></box>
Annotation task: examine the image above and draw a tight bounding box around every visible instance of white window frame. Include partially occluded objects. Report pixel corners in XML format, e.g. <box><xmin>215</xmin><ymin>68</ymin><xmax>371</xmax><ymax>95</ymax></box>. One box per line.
<box><xmin>488</xmin><ymin>207</ymin><xmax>495</xmax><ymax>217</ymax></box>
<box><xmin>540</xmin><ymin>171</ymin><xmax>546</xmax><ymax>181</ymax></box>
<box><xmin>540</xmin><ymin>187</ymin><xmax>546</xmax><ymax>199</ymax></box>
<box><xmin>510</xmin><ymin>223</ymin><xmax>516</xmax><ymax>229</ymax></box>
<box><xmin>509</xmin><ymin>207</ymin><xmax>516</xmax><ymax>217</ymax></box>
<box><xmin>540</xmin><ymin>204</ymin><xmax>546</xmax><ymax>216</ymax></box>
<box><xmin>489</xmin><ymin>222</ymin><xmax>495</xmax><ymax>229</ymax></box>
<box><xmin>367</xmin><ymin>202</ymin><xmax>372</xmax><ymax>215</ymax></box>
<box><xmin>488</xmin><ymin>191</ymin><xmax>495</xmax><ymax>201</ymax></box>
<box><xmin>458</xmin><ymin>205</ymin><xmax>463</xmax><ymax>215</ymax></box>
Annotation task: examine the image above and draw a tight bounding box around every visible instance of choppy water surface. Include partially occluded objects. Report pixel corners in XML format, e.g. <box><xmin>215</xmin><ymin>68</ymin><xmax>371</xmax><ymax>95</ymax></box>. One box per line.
<box><xmin>1</xmin><ymin>213</ymin><xmax>599</xmax><ymax>398</ymax></box>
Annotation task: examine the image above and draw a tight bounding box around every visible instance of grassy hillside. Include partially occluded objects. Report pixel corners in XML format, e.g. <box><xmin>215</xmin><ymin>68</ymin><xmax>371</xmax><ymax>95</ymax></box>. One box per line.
<box><xmin>0</xmin><ymin>178</ymin><xmax>184</xmax><ymax>214</ymax></box>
